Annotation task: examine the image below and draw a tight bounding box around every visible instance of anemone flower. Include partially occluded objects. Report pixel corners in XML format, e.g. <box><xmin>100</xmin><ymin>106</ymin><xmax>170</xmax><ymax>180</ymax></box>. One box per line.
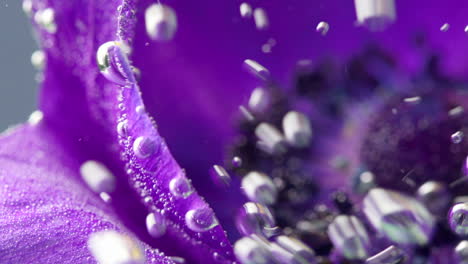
<box><xmin>3</xmin><ymin>0</ymin><xmax>468</xmax><ymax>263</ymax></box>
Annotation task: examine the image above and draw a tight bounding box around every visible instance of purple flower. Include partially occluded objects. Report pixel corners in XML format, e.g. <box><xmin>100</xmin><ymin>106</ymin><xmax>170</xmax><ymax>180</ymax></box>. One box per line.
<box><xmin>3</xmin><ymin>0</ymin><xmax>468</xmax><ymax>263</ymax></box>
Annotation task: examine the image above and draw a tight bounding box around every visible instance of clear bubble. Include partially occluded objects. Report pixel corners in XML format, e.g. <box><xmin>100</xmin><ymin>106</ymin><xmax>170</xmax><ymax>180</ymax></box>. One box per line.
<box><xmin>169</xmin><ymin>177</ymin><xmax>194</xmax><ymax>198</ymax></box>
<box><xmin>185</xmin><ymin>208</ymin><xmax>219</xmax><ymax>232</ymax></box>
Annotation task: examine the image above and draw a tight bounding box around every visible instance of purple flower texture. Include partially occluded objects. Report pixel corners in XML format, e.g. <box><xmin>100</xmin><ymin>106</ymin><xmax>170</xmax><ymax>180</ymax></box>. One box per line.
<box><xmin>2</xmin><ymin>0</ymin><xmax>468</xmax><ymax>263</ymax></box>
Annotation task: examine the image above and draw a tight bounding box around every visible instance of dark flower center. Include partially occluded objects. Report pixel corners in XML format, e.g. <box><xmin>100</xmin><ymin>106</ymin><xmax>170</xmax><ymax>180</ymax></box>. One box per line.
<box><xmin>226</xmin><ymin>44</ymin><xmax>468</xmax><ymax>263</ymax></box>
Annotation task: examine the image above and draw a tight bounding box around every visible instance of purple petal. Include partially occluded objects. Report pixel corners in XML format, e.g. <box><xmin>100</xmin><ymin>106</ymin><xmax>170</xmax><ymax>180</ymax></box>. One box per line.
<box><xmin>0</xmin><ymin>125</ymin><xmax>174</xmax><ymax>264</ymax></box>
<box><xmin>18</xmin><ymin>0</ymin><xmax>235</xmax><ymax>262</ymax></box>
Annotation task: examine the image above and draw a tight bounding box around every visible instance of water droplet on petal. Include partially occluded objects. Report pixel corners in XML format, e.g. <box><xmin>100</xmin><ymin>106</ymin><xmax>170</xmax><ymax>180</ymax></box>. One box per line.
<box><xmin>88</xmin><ymin>230</ymin><xmax>145</xmax><ymax>264</ymax></box>
<box><xmin>185</xmin><ymin>208</ymin><xmax>219</xmax><ymax>232</ymax></box>
<box><xmin>133</xmin><ymin>136</ymin><xmax>157</xmax><ymax>159</ymax></box>
<box><xmin>146</xmin><ymin>212</ymin><xmax>167</xmax><ymax>238</ymax></box>
<box><xmin>145</xmin><ymin>4</ymin><xmax>178</xmax><ymax>41</ymax></box>
<box><xmin>80</xmin><ymin>160</ymin><xmax>116</xmax><ymax>193</ymax></box>
<box><xmin>169</xmin><ymin>177</ymin><xmax>194</xmax><ymax>198</ymax></box>
<box><xmin>240</xmin><ymin>3</ymin><xmax>252</xmax><ymax>18</ymax></box>
<box><xmin>96</xmin><ymin>41</ymin><xmax>134</xmax><ymax>85</ymax></box>
<box><xmin>316</xmin><ymin>21</ymin><xmax>329</xmax><ymax>35</ymax></box>
<box><xmin>117</xmin><ymin>121</ymin><xmax>128</xmax><ymax>137</ymax></box>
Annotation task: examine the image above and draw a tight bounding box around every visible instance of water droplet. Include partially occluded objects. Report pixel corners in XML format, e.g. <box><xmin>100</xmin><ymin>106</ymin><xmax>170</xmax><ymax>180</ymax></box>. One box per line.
<box><xmin>253</xmin><ymin>8</ymin><xmax>268</xmax><ymax>30</ymax></box>
<box><xmin>34</xmin><ymin>8</ymin><xmax>57</xmax><ymax>33</ymax></box>
<box><xmin>452</xmin><ymin>131</ymin><xmax>464</xmax><ymax>144</ymax></box>
<box><xmin>185</xmin><ymin>208</ymin><xmax>219</xmax><ymax>232</ymax></box>
<box><xmin>354</xmin><ymin>0</ymin><xmax>396</xmax><ymax>31</ymax></box>
<box><xmin>239</xmin><ymin>3</ymin><xmax>252</xmax><ymax>18</ymax></box>
<box><xmin>133</xmin><ymin>136</ymin><xmax>157</xmax><ymax>159</ymax></box>
<box><xmin>117</xmin><ymin>121</ymin><xmax>128</xmax><ymax>137</ymax></box>
<box><xmin>88</xmin><ymin>230</ymin><xmax>145</xmax><ymax>264</ymax></box>
<box><xmin>146</xmin><ymin>212</ymin><xmax>167</xmax><ymax>238</ymax></box>
<box><xmin>96</xmin><ymin>41</ymin><xmax>134</xmax><ymax>85</ymax></box>
<box><xmin>169</xmin><ymin>177</ymin><xmax>194</xmax><ymax>198</ymax></box>
<box><xmin>316</xmin><ymin>21</ymin><xmax>329</xmax><ymax>35</ymax></box>
<box><xmin>31</xmin><ymin>50</ymin><xmax>45</xmax><ymax>70</ymax></box>
<box><xmin>136</xmin><ymin>105</ymin><xmax>146</xmax><ymax>114</ymax></box>
<box><xmin>145</xmin><ymin>4</ymin><xmax>178</xmax><ymax>41</ymax></box>
<box><xmin>80</xmin><ymin>160</ymin><xmax>116</xmax><ymax>193</ymax></box>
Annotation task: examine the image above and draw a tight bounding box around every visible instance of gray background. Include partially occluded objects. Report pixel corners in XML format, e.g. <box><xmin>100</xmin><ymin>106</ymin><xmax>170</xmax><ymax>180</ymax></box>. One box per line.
<box><xmin>0</xmin><ymin>0</ymin><xmax>38</xmax><ymax>131</ymax></box>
